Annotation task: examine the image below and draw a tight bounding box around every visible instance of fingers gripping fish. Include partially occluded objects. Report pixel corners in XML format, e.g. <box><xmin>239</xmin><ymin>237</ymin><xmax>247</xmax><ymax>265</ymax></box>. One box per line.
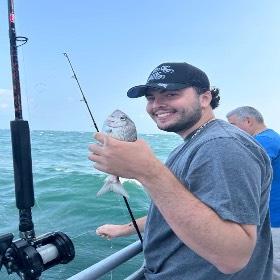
<box><xmin>96</xmin><ymin>110</ymin><xmax>137</xmax><ymax>198</ymax></box>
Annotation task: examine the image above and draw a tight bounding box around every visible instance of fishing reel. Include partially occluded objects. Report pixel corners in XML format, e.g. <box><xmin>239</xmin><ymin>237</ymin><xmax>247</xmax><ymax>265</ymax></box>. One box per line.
<box><xmin>0</xmin><ymin>231</ymin><xmax>75</xmax><ymax>279</ymax></box>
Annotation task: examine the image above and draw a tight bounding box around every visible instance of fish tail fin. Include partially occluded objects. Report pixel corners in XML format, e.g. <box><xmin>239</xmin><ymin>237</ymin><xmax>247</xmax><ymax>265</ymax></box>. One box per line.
<box><xmin>97</xmin><ymin>176</ymin><xmax>129</xmax><ymax>198</ymax></box>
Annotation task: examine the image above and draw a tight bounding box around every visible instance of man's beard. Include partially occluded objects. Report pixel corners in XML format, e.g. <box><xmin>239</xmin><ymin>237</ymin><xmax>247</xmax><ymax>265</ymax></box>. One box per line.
<box><xmin>157</xmin><ymin>105</ymin><xmax>202</xmax><ymax>133</ymax></box>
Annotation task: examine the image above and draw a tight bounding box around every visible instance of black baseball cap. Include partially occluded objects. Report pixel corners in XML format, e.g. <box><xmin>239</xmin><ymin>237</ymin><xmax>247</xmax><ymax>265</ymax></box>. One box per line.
<box><xmin>127</xmin><ymin>62</ymin><xmax>210</xmax><ymax>98</ymax></box>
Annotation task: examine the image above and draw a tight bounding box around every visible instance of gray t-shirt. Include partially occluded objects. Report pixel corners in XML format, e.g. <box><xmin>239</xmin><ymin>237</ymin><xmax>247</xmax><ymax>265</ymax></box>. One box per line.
<box><xmin>143</xmin><ymin>119</ymin><xmax>273</xmax><ymax>280</ymax></box>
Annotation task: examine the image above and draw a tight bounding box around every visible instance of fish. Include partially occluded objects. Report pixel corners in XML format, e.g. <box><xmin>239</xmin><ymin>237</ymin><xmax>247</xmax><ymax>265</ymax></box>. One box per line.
<box><xmin>96</xmin><ymin>109</ymin><xmax>137</xmax><ymax>198</ymax></box>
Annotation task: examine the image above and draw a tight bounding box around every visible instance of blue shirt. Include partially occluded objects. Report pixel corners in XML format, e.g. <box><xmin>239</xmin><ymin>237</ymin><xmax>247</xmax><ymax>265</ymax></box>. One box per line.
<box><xmin>255</xmin><ymin>129</ymin><xmax>280</xmax><ymax>227</ymax></box>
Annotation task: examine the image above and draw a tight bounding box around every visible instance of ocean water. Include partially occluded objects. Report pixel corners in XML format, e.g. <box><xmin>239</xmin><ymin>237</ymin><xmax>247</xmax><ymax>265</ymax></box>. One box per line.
<box><xmin>0</xmin><ymin>129</ymin><xmax>182</xmax><ymax>280</ymax></box>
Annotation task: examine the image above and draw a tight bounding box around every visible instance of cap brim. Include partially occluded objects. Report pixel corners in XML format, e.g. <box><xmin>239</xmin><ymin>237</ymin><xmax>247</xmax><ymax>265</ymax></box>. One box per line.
<box><xmin>127</xmin><ymin>83</ymin><xmax>189</xmax><ymax>98</ymax></box>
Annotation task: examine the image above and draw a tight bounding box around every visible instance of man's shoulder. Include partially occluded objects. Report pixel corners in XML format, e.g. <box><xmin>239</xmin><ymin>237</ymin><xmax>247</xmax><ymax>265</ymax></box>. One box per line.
<box><xmin>255</xmin><ymin>129</ymin><xmax>280</xmax><ymax>158</ymax></box>
<box><xmin>196</xmin><ymin>119</ymin><xmax>270</xmax><ymax>160</ymax></box>
<box><xmin>256</xmin><ymin>129</ymin><xmax>280</xmax><ymax>144</ymax></box>
<box><xmin>201</xmin><ymin>119</ymin><xmax>255</xmax><ymax>144</ymax></box>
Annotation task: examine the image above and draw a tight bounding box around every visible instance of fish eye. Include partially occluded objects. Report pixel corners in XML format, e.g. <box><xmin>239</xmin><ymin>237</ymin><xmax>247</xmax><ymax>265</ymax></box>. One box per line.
<box><xmin>120</xmin><ymin>116</ymin><xmax>126</xmax><ymax>121</ymax></box>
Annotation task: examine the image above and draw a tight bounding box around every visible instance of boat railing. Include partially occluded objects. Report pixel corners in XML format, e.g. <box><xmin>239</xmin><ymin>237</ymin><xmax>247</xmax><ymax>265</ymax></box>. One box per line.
<box><xmin>67</xmin><ymin>240</ymin><xmax>144</xmax><ymax>280</ymax></box>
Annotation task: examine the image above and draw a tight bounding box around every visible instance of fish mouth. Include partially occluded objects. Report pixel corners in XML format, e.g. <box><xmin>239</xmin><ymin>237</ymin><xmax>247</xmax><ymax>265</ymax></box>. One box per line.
<box><xmin>102</xmin><ymin>124</ymin><xmax>125</xmax><ymax>134</ymax></box>
<box><xmin>105</xmin><ymin>123</ymin><xmax>126</xmax><ymax>128</ymax></box>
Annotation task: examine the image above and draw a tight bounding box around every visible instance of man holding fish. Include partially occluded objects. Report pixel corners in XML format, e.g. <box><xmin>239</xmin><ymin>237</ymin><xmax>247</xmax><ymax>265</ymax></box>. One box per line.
<box><xmin>89</xmin><ymin>62</ymin><xmax>273</xmax><ymax>279</ymax></box>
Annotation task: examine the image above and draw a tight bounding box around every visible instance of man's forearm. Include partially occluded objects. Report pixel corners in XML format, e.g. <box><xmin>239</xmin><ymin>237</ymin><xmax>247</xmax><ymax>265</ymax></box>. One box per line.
<box><xmin>127</xmin><ymin>216</ymin><xmax>146</xmax><ymax>234</ymax></box>
<box><xmin>96</xmin><ymin>216</ymin><xmax>147</xmax><ymax>239</ymax></box>
<box><xmin>138</xmin><ymin>163</ymin><xmax>256</xmax><ymax>274</ymax></box>
<box><xmin>114</xmin><ymin>216</ymin><xmax>146</xmax><ymax>237</ymax></box>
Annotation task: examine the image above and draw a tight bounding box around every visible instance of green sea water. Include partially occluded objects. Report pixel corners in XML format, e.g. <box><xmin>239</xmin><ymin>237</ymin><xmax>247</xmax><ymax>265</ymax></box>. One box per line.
<box><xmin>0</xmin><ymin>129</ymin><xmax>182</xmax><ymax>280</ymax></box>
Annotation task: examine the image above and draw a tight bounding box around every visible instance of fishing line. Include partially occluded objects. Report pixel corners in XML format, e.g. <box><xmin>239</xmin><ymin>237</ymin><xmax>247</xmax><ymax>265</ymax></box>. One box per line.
<box><xmin>110</xmin><ymin>240</ymin><xmax>113</xmax><ymax>280</ymax></box>
<box><xmin>34</xmin><ymin>199</ymin><xmax>57</xmax><ymax>229</ymax></box>
<box><xmin>71</xmin><ymin>230</ymin><xmax>96</xmax><ymax>240</ymax></box>
<box><xmin>63</xmin><ymin>53</ymin><xmax>143</xmax><ymax>243</ymax></box>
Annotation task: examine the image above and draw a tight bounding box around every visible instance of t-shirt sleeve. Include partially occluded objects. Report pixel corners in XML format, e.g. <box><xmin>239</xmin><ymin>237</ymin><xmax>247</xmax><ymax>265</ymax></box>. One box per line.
<box><xmin>184</xmin><ymin>138</ymin><xmax>262</xmax><ymax>225</ymax></box>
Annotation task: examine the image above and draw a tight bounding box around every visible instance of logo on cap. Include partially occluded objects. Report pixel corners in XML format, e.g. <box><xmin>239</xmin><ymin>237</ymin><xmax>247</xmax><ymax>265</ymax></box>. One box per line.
<box><xmin>156</xmin><ymin>83</ymin><xmax>168</xmax><ymax>88</ymax></box>
<box><xmin>147</xmin><ymin>65</ymin><xmax>175</xmax><ymax>82</ymax></box>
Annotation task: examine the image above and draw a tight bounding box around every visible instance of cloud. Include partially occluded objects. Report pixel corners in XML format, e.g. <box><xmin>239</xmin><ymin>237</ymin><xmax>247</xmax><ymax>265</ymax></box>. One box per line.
<box><xmin>0</xmin><ymin>88</ymin><xmax>12</xmax><ymax>96</ymax></box>
<box><xmin>0</xmin><ymin>89</ymin><xmax>12</xmax><ymax>110</ymax></box>
<box><xmin>0</xmin><ymin>103</ymin><xmax>8</xmax><ymax>109</ymax></box>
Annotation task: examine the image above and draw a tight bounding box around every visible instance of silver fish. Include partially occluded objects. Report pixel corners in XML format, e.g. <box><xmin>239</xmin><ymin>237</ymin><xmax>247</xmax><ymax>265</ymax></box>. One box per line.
<box><xmin>96</xmin><ymin>110</ymin><xmax>137</xmax><ymax>198</ymax></box>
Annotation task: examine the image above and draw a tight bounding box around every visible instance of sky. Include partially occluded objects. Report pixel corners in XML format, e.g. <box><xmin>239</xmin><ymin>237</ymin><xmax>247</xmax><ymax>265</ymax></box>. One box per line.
<box><xmin>1</xmin><ymin>0</ymin><xmax>280</xmax><ymax>134</ymax></box>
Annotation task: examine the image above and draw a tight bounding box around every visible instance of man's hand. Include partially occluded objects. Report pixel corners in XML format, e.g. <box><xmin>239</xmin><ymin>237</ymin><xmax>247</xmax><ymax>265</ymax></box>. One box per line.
<box><xmin>88</xmin><ymin>132</ymin><xmax>159</xmax><ymax>181</ymax></box>
<box><xmin>96</xmin><ymin>224</ymin><xmax>129</xmax><ymax>240</ymax></box>
<box><xmin>96</xmin><ymin>217</ymin><xmax>147</xmax><ymax>239</ymax></box>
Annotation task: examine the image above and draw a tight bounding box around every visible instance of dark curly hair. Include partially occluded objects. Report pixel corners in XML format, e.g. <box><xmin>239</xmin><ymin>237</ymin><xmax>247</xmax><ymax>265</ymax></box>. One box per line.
<box><xmin>193</xmin><ymin>87</ymin><xmax>220</xmax><ymax>109</ymax></box>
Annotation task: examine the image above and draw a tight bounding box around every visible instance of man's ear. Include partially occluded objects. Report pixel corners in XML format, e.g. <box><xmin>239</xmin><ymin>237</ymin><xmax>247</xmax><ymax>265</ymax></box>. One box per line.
<box><xmin>199</xmin><ymin>91</ymin><xmax>212</xmax><ymax>108</ymax></box>
<box><xmin>246</xmin><ymin>117</ymin><xmax>253</xmax><ymax>125</ymax></box>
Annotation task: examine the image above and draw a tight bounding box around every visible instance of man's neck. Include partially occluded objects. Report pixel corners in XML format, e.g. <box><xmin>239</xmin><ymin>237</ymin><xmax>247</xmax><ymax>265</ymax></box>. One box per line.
<box><xmin>179</xmin><ymin>113</ymin><xmax>216</xmax><ymax>139</ymax></box>
<box><xmin>253</xmin><ymin>123</ymin><xmax>267</xmax><ymax>136</ymax></box>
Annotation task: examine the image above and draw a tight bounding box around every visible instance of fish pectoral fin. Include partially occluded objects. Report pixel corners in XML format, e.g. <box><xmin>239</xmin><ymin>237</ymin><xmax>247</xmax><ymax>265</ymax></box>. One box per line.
<box><xmin>96</xmin><ymin>178</ymin><xmax>129</xmax><ymax>198</ymax></box>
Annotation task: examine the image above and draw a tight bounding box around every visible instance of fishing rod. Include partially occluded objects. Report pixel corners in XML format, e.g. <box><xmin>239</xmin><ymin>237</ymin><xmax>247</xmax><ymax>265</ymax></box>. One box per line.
<box><xmin>63</xmin><ymin>53</ymin><xmax>143</xmax><ymax>243</ymax></box>
<box><xmin>0</xmin><ymin>1</ymin><xmax>75</xmax><ymax>279</ymax></box>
